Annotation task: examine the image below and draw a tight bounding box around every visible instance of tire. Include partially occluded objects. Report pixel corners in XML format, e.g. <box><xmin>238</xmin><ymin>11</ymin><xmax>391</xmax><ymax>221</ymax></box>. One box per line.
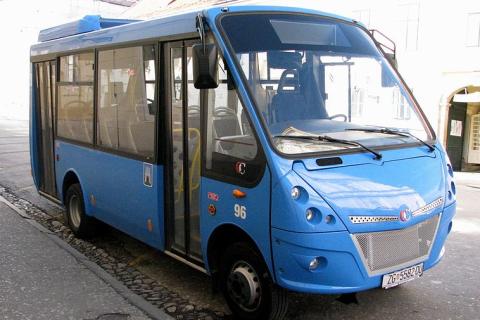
<box><xmin>65</xmin><ymin>183</ymin><xmax>97</xmax><ymax>239</ymax></box>
<box><xmin>219</xmin><ymin>242</ymin><xmax>289</xmax><ymax>320</ymax></box>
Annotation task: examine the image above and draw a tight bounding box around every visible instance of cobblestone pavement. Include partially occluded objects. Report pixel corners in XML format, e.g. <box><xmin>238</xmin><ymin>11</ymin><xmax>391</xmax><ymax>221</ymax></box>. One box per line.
<box><xmin>0</xmin><ymin>186</ymin><xmax>227</xmax><ymax>320</ymax></box>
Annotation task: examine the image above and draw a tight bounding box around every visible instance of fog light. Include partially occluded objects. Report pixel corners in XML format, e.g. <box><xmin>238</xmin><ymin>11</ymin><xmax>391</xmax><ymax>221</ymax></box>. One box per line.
<box><xmin>291</xmin><ymin>187</ymin><xmax>301</xmax><ymax>200</ymax></box>
<box><xmin>309</xmin><ymin>258</ymin><xmax>320</xmax><ymax>270</ymax></box>
<box><xmin>306</xmin><ymin>209</ymin><xmax>315</xmax><ymax>221</ymax></box>
<box><xmin>325</xmin><ymin>214</ymin><xmax>336</xmax><ymax>224</ymax></box>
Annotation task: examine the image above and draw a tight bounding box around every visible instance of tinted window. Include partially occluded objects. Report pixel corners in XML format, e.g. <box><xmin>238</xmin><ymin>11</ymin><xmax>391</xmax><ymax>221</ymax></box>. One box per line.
<box><xmin>59</xmin><ymin>53</ymin><xmax>94</xmax><ymax>82</ymax></box>
<box><xmin>57</xmin><ymin>52</ymin><xmax>94</xmax><ymax>143</ymax></box>
<box><xmin>97</xmin><ymin>45</ymin><xmax>156</xmax><ymax>159</ymax></box>
<box><xmin>220</xmin><ymin>14</ymin><xmax>432</xmax><ymax>156</ymax></box>
<box><xmin>57</xmin><ymin>86</ymin><xmax>94</xmax><ymax>143</ymax></box>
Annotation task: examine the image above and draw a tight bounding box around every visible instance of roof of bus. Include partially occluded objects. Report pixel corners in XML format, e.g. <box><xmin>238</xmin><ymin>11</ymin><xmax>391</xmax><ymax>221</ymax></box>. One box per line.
<box><xmin>30</xmin><ymin>5</ymin><xmax>355</xmax><ymax>60</ymax></box>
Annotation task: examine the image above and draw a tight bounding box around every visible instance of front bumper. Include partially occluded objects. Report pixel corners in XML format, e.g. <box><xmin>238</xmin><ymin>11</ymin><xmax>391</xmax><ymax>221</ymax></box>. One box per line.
<box><xmin>271</xmin><ymin>202</ymin><xmax>456</xmax><ymax>294</ymax></box>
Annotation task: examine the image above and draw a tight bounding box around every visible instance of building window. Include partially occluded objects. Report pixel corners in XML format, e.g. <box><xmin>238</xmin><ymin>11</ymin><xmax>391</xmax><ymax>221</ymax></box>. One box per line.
<box><xmin>466</xmin><ymin>13</ymin><xmax>480</xmax><ymax>47</ymax></box>
<box><xmin>393</xmin><ymin>88</ymin><xmax>411</xmax><ymax>120</ymax></box>
<box><xmin>398</xmin><ymin>2</ymin><xmax>420</xmax><ymax>51</ymax></box>
<box><xmin>97</xmin><ymin>45</ymin><xmax>156</xmax><ymax>159</ymax></box>
<box><xmin>57</xmin><ymin>53</ymin><xmax>94</xmax><ymax>143</ymax></box>
<box><xmin>351</xmin><ymin>86</ymin><xmax>365</xmax><ymax>117</ymax></box>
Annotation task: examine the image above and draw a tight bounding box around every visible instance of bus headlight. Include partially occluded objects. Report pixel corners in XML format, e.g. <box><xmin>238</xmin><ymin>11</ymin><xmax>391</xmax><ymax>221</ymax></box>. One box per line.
<box><xmin>306</xmin><ymin>208</ymin><xmax>314</xmax><ymax>221</ymax></box>
<box><xmin>291</xmin><ymin>187</ymin><xmax>301</xmax><ymax>200</ymax></box>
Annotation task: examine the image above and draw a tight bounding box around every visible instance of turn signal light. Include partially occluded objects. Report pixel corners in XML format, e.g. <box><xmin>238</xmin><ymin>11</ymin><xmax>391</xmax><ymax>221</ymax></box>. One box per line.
<box><xmin>233</xmin><ymin>189</ymin><xmax>246</xmax><ymax>198</ymax></box>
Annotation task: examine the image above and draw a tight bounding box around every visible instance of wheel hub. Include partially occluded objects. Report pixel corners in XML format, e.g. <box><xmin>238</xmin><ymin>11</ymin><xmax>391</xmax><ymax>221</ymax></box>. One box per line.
<box><xmin>69</xmin><ymin>194</ymin><xmax>82</xmax><ymax>229</ymax></box>
<box><xmin>226</xmin><ymin>261</ymin><xmax>261</xmax><ymax>312</ymax></box>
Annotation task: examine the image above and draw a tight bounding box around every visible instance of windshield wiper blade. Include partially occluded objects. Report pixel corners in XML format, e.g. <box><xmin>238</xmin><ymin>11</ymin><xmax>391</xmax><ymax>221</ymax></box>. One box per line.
<box><xmin>345</xmin><ymin>127</ymin><xmax>435</xmax><ymax>152</ymax></box>
<box><xmin>274</xmin><ymin>135</ymin><xmax>382</xmax><ymax>160</ymax></box>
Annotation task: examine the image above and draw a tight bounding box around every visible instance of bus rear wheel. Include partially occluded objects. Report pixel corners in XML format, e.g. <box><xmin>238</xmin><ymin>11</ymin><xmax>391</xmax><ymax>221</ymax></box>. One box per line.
<box><xmin>65</xmin><ymin>183</ymin><xmax>97</xmax><ymax>239</ymax></box>
<box><xmin>220</xmin><ymin>242</ymin><xmax>288</xmax><ymax>320</ymax></box>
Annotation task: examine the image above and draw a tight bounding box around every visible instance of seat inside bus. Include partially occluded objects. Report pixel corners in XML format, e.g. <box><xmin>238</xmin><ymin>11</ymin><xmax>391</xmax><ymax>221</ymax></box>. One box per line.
<box><xmin>57</xmin><ymin>89</ymin><xmax>94</xmax><ymax>143</ymax></box>
<box><xmin>207</xmin><ymin>82</ymin><xmax>257</xmax><ymax>160</ymax></box>
<box><xmin>271</xmin><ymin>69</ymin><xmax>308</xmax><ymax>122</ymax></box>
<box><xmin>254</xmin><ymin>51</ymin><xmax>329</xmax><ymax>127</ymax></box>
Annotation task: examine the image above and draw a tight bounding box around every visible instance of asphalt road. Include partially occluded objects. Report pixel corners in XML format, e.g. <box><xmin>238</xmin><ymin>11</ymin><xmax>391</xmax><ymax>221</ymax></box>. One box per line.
<box><xmin>0</xmin><ymin>118</ymin><xmax>479</xmax><ymax>319</ymax></box>
<box><xmin>0</xmin><ymin>202</ymin><xmax>151</xmax><ymax>320</ymax></box>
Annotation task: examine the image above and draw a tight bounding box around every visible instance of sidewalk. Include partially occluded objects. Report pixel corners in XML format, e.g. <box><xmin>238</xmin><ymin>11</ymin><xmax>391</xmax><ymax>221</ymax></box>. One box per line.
<box><xmin>453</xmin><ymin>171</ymin><xmax>480</xmax><ymax>187</ymax></box>
<box><xmin>0</xmin><ymin>201</ymin><xmax>151</xmax><ymax>320</ymax></box>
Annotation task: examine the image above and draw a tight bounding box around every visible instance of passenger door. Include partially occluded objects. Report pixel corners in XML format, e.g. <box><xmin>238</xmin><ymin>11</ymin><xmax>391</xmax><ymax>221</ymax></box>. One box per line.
<box><xmin>164</xmin><ymin>40</ymin><xmax>203</xmax><ymax>261</ymax></box>
<box><xmin>34</xmin><ymin>60</ymin><xmax>57</xmax><ymax>197</ymax></box>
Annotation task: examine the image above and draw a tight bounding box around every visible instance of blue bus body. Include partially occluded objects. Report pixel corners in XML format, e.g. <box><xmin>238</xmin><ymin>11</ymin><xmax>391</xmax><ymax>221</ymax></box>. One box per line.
<box><xmin>30</xmin><ymin>5</ymin><xmax>456</xmax><ymax>318</ymax></box>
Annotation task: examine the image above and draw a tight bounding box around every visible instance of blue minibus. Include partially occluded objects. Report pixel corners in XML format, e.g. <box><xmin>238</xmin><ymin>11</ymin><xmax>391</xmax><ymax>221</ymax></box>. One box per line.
<box><xmin>30</xmin><ymin>5</ymin><xmax>456</xmax><ymax>319</ymax></box>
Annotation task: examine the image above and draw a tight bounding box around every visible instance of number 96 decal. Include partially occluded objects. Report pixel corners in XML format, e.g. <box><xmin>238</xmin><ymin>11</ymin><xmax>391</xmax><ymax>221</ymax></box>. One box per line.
<box><xmin>234</xmin><ymin>204</ymin><xmax>247</xmax><ymax>219</ymax></box>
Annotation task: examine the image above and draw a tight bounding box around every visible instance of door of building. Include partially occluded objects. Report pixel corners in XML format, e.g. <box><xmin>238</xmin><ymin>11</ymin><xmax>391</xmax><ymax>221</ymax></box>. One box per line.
<box><xmin>446</xmin><ymin>102</ymin><xmax>467</xmax><ymax>171</ymax></box>
<box><xmin>467</xmin><ymin>113</ymin><xmax>480</xmax><ymax>164</ymax></box>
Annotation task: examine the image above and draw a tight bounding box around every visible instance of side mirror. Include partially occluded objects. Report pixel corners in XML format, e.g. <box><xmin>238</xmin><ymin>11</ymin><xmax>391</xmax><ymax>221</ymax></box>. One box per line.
<box><xmin>381</xmin><ymin>52</ymin><xmax>398</xmax><ymax>87</ymax></box>
<box><xmin>385</xmin><ymin>52</ymin><xmax>398</xmax><ymax>69</ymax></box>
<box><xmin>381</xmin><ymin>58</ymin><xmax>397</xmax><ymax>88</ymax></box>
<box><xmin>192</xmin><ymin>44</ymin><xmax>219</xmax><ymax>89</ymax></box>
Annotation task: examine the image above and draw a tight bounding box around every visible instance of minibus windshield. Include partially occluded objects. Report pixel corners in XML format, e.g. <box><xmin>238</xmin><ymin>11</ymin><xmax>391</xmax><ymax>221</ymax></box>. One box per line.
<box><xmin>219</xmin><ymin>13</ymin><xmax>433</xmax><ymax>155</ymax></box>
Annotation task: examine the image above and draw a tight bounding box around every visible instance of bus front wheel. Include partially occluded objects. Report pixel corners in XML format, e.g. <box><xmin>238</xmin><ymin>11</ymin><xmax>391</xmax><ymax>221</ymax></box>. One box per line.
<box><xmin>220</xmin><ymin>242</ymin><xmax>288</xmax><ymax>320</ymax></box>
<box><xmin>65</xmin><ymin>183</ymin><xmax>97</xmax><ymax>239</ymax></box>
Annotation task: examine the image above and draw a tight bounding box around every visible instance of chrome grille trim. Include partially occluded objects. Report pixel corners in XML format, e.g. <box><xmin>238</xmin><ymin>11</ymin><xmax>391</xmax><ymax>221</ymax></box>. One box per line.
<box><xmin>349</xmin><ymin>197</ymin><xmax>444</xmax><ymax>224</ymax></box>
<box><xmin>349</xmin><ymin>216</ymin><xmax>399</xmax><ymax>224</ymax></box>
<box><xmin>412</xmin><ymin>197</ymin><xmax>444</xmax><ymax>217</ymax></box>
<box><xmin>351</xmin><ymin>215</ymin><xmax>441</xmax><ymax>276</ymax></box>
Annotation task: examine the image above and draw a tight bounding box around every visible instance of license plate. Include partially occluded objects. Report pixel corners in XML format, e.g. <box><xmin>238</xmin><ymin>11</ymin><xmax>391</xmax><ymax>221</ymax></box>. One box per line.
<box><xmin>382</xmin><ymin>263</ymin><xmax>423</xmax><ymax>289</ymax></box>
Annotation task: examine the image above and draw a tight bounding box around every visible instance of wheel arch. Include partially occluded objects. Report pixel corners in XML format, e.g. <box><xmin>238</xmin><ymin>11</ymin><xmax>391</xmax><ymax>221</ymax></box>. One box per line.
<box><xmin>206</xmin><ymin>223</ymin><xmax>273</xmax><ymax>279</ymax></box>
<box><xmin>61</xmin><ymin>169</ymin><xmax>82</xmax><ymax>204</ymax></box>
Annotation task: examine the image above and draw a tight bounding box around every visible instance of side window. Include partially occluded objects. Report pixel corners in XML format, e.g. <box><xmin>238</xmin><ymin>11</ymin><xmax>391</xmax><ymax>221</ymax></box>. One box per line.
<box><xmin>205</xmin><ymin>58</ymin><xmax>261</xmax><ymax>182</ymax></box>
<box><xmin>97</xmin><ymin>45</ymin><xmax>156</xmax><ymax>159</ymax></box>
<box><xmin>57</xmin><ymin>53</ymin><xmax>94</xmax><ymax>143</ymax></box>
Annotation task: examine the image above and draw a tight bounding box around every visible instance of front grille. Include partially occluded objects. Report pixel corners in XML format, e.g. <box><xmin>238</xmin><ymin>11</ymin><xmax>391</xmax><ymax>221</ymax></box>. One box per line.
<box><xmin>352</xmin><ymin>215</ymin><xmax>440</xmax><ymax>275</ymax></box>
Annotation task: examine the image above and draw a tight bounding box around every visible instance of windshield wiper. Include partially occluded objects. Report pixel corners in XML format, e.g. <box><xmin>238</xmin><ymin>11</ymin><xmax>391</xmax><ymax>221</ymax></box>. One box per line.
<box><xmin>274</xmin><ymin>134</ymin><xmax>382</xmax><ymax>160</ymax></box>
<box><xmin>345</xmin><ymin>127</ymin><xmax>435</xmax><ymax>152</ymax></box>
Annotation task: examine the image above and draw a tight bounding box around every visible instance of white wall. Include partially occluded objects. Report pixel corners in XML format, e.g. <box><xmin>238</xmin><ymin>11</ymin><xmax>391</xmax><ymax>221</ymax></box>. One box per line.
<box><xmin>0</xmin><ymin>0</ymin><xmax>127</xmax><ymax>120</ymax></box>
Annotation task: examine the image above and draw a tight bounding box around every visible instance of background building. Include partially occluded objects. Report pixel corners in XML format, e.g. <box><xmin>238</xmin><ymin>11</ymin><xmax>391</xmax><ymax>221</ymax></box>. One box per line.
<box><xmin>2</xmin><ymin>0</ymin><xmax>479</xmax><ymax>171</ymax></box>
<box><xmin>0</xmin><ymin>0</ymin><xmax>137</xmax><ymax>120</ymax></box>
<box><xmin>326</xmin><ymin>0</ymin><xmax>480</xmax><ymax>172</ymax></box>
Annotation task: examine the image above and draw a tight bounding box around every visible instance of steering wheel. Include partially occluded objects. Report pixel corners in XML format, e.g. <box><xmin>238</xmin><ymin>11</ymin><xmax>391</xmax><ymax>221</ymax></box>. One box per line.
<box><xmin>328</xmin><ymin>114</ymin><xmax>348</xmax><ymax>122</ymax></box>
